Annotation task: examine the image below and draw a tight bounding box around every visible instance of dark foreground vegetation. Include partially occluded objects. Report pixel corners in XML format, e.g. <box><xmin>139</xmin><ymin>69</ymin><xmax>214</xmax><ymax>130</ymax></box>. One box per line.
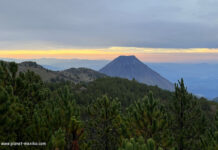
<box><xmin>0</xmin><ymin>61</ymin><xmax>218</xmax><ymax>150</ymax></box>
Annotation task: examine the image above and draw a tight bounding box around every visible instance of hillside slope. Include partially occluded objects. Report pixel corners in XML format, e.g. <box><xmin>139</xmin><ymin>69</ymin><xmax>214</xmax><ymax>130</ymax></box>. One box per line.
<box><xmin>18</xmin><ymin>61</ymin><xmax>106</xmax><ymax>83</ymax></box>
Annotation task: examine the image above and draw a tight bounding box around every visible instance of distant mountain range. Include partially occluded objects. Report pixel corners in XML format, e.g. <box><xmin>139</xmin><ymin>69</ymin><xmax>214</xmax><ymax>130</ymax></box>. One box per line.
<box><xmin>213</xmin><ymin>97</ymin><xmax>218</xmax><ymax>102</ymax></box>
<box><xmin>17</xmin><ymin>56</ymin><xmax>174</xmax><ymax>91</ymax></box>
<box><xmin>1</xmin><ymin>57</ymin><xmax>218</xmax><ymax>99</ymax></box>
<box><xmin>1</xmin><ymin>58</ymin><xmax>109</xmax><ymax>71</ymax></box>
<box><xmin>18</xmin><ymin>61</ymin><xmax>106</xmax><ymax>83</ymax></box>
<box><xmin>100</xmin><ymin>56</ymin><xmax>174</xmax><ymax>91</ymax></box>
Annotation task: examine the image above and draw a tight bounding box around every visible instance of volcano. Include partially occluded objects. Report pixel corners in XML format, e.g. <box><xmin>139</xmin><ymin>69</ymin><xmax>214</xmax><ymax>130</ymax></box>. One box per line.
<box><xmin>99</xmin><ymin>55</ymin><xmax>174</xmax><ymax>91</ymax></box>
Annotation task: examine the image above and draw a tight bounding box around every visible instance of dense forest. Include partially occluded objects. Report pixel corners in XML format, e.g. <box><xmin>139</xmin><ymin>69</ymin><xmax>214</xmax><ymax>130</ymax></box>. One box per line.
<box><xmin>0</xmin><ymin>61</ymin><xmax>218</xmax><ymax>150</ymax></box>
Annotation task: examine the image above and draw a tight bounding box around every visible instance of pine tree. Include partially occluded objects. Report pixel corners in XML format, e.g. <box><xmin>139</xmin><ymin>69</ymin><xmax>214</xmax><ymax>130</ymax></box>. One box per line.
<box><xmin>66</xmin><ymin>116</ymin><xmax>84</xmax><ymax>150</ymax></box>
<box><xmin>119</xmin><ymin>137</ymin><xmax>163</xmax><ymax>150</ymax></box>
<box><xmin>51</xmin><ymin>128</ymin><xmax>66</xmax><ymax>150</ymax></box>
<box><xmin>128</xmin><ymin>92</ymin><xmax>171</xmax><ymax>148</ymax></box>
<box><xmin>0</xmin><ymin>61</ymin><xmax>10</xmax><ymax>87</ymax></box>
<box><xmin>0</xmin><ymin>61</ymin><xmax>18</xmax><ymax>89</ymax></box>
<box><xmin>205</xmin><ymin>111</ymin><xmax>218</xmax><ymax>150</ymax></box>
<box><xmin>0</xmin><ymin>87</ymin><xmax>11</xmax><ymax>142</ymax></box>
<box><xmin>169</xmin><ymin>79</ymin><xmax>206</xmax><ymax>150</ymax></box>
<box><xmin>87</xmin><ymin>95</ymin><xmax>123</xmax><ymax>150</ymax></box>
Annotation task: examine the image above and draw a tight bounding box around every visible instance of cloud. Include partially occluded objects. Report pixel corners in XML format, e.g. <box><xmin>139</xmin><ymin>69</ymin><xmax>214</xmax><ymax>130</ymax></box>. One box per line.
<box><xmin>0</xmin><ymin>0</ymin><xmax>218</xmax><ymax>49</ymax></box>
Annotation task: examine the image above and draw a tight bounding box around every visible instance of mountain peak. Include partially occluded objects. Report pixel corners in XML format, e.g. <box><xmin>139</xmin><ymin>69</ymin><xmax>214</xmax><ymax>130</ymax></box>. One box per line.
<box><xmin>117</xmin><ymin>55</ymin><xmax>137</xmax><ymax>59</ymax></box>
<box><xmin>111</xmin><ymin>55</ymin><xmax>142</xmax><ymax>66</ymax></box>
<box><xmin>100</xmin><ymin>55</ymin><xmax>174</xmax><ymax>91</ymax></box>
<box><xmin>115</xmin><ymin>55</ymin><xmax>139</xmax><ymax>61</ymax></box>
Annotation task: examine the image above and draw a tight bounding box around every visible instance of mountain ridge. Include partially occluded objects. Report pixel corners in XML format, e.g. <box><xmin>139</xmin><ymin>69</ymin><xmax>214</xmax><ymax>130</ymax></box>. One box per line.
<box><xmin>18</xmin><ymin>61</ymin><xmax>106</xmax><ymax>83</ymax></box>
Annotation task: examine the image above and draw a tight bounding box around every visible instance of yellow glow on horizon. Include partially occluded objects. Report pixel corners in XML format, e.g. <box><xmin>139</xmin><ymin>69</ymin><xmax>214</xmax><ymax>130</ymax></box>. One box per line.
<box><xmin>108</xmin><ymin>47</ymin><xmax>218</xmax><ymax>53</ymax></box>
<box><xmin>0</xmin><ymin>49</ymin><xmax>127</xmax><ymax>60</ymax></box>
<box><xmin>1</xmin><ymin>47</ymin><xmax>218</xmax><ymax>62</ymax></box>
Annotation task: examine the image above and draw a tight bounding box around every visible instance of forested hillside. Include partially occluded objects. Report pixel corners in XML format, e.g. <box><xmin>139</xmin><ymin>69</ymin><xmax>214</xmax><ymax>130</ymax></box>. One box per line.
<box><xmin>0</xmin><ymin>61</ymin><xmax>218</xmax><ymax>150</ymax></box>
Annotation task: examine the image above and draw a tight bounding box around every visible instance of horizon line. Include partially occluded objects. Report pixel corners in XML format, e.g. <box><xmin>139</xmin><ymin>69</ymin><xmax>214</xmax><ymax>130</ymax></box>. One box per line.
<box><xmin>1</xmin><ymin>47</ymin><xmax>218</xmax><ymax>62</ymax></box>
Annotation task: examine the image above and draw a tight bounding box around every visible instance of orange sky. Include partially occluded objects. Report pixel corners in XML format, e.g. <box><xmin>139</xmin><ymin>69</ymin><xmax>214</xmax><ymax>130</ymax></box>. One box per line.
<box><xmin>1</xmin><ymin>47</ymin><xmax>218</xmax><ymax>62</ymax></box>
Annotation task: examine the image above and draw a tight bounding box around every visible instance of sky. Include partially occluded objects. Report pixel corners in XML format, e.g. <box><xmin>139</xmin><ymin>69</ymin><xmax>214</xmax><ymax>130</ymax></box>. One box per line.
<box><xmin>1</xmin><ymin>0</ymin><xmax>218</xmax><ymax>62</ymax></box>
